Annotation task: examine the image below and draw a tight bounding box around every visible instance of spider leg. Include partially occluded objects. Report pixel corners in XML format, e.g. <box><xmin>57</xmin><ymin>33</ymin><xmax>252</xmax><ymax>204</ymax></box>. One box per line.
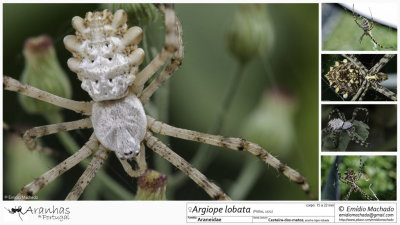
<box><xmin>344</xmin><ymin>186</ymin><xmax>354</xmax><ymax>200</ymax></box>
<box><xmin>368</xmin><ymin>8</ymin><xmax>375</xmax><ymax>30</ymax></box>
<box><xmin>354</xmin><ymin>185</ymin><xmax>373</xmax><ymax>200</ymax></box>
<box><xmin>351</xmin><ymin>80</ymin><xmax>367</xmax><ymax>101</ymax></box>
<box><xmin>118</xmin><ymin>143</ymin><xmax>147</xmax><ymax>177</ymax></box>
<box><xmin>359</xmin><ymin>33</ymin><xmax>365</xmax><ymax>43</ymax></box>
<box><xmin>358</xmin><ymin>82</ymin><xmax>370</xmax><ymax>101</ymax></box>
<box><xmin>329</xmin><ymin>132</ymin><xmax>340</xmax><ymax>147</ymax></box>
<box><xmin>366</xmin><ymin>32</ymin><xmax>383</xmax><ymax>48</ymax></box>
<box><xmin>346</xmin><ymin>129</ymin><xmax>369</xmax><ymax>147</ymax></box>
<box><xmin>15</xmin><ymin>134</ymin><xmax>99</xmax><ymax>199</ymax></box>
<box><xmin>328</xmin><ymin>108</ymin><xmax>346</xmax><ymax>121</ymax></box>
<box><xmin>350</xmin><ymin>108</ymin><xmax>368</xmax><ymax>123</ymax></box>
<box><xmin>352</xmin><ymin>4</ymin><xmax>363</xmax><ymax>29</ymax></box>
<box><xmin>147</xmin><ymin>116</ymin><xmax>313</xmax><ymax>199</ymax></box>
<box><xmin>22</xmin><ymin>118</ymin><xmax>92</xmax><ymax>150</ymax></box>
<box><xmin>372</xmin><ymin>84</ymin><xmax>397</xmax><ymax>101</ymax></box>
<box><xmin>144</xmin><ymin>131</ymin><xmax>231</xmax><ymax>200</ymax></box>
<box><xmin>357</xmin><ymin>158</ymin><xmax>364</xmax><ymax>180</ymax></box>
<box><xmin>132</xmin><ymin>4</ymin><xmax>179</xmax><ymax>93</ymax></box>
<box><xmin>3</xmin><ymin>76</ymin><xmax>92</xmax><ymax>115</ymax></box>
<box><xmin>369</xmin><ymin>54</ymin><xmax>395</xmax><ymax>76</ymax></box>
<box><xmin>139</xmin><ymin>14</ymin><xmax>184</xmax><ymax>104</ymax></box>
<box><xmin>65</xmin><ymin>145</ymin><xmax>110</xmax><ymax>200</ymax></box>
<box><xmin>336</xmin><ymin>162</ymin><xmax>347</xmax><ymax>184</ymax></box>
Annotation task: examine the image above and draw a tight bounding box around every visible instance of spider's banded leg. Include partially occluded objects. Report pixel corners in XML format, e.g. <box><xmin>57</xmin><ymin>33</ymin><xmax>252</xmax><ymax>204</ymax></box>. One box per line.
<box><xmin>147</xmin><ymin>116</ymin><xmax>313</xmax><ymax>199</ymax></box>
<box><xmin>118</xmin><ymin>143</ymin><xmax>147</xmax><ymax>177</ymax></box>
<box><xmin>357</xmin><ymin>158</ymin><xmax>364</xmax><ymax>180</ymax></box>
<box><xmin>350</xmin><ymin>108</ymin><xmax>368</xmax><ymax>123</ymax></box>
<box><xmin>352</xmin><ymin>4</ymin><xmax>363</xmax><ymax>29</ymax></box>
<box><xmin>369</xmin><ymin>54</ymin><xmax>395</xmax><ymax>75</ymax></box>
<box><xmin>329</xmin><ymin>108</ymin><xmax>346</xmax><ymax>121</ymax></box>
<box><xmin>3</xmin><ymin>76</ymin><xmax>92</xmax><ymax>115</ymax></box>
<box><xmin>359</xmin><ymin>33</ymin><xmax>366</xmax><ymax>43</ymax></box>
<box><xmin>144</xmin><ymin>131</ymin><xmax>231</xmax><ymax>200</ymax></box>
<box><xmin>65</xmin><ymin>145</ymin><xmax>110</xmax><ymax>200</ymax></box>
<box><xmin>346</xmin><ymin>129</ymin><xmax>369</xmax><ymax>147</ymax></box>
<box><xmin>132</xmin><ymin>4</ymin><xmax>179</xmax><ymax>93</ymax></box>
<box><xmin>4</xmin><ymin>123</ymin><xmax>58</xmax><ymax>157</ymax></box>
<box><xmin>15</xmin><ymin>134</ymin><xmax>99</xmax><ymax>200</ymax></box>
<box><xmin>344</xmin><ymin>187</ymin><xmax>354</xmax><ymax>201</ymax></box>
<box><xmin>22</xmin><ymin>118</ymin><xmax>92</xmax><ymax>150</ymax></box>
<box><xmin>139</xmin><ymin>16</ymin><xmax>183</xmax><ymax>105</ymax></box>
<box><xmin>351</xmin><ymin>80</ymin><xmax>367</xmax><ymax>101</ymax></box>
<box><xmin>354</xmin><ymin>186</ymin><xmax>373</xmax><ymax>200</ymax></box>
<box><xmin>366</xmin><ymin>33</ymin><xmax>383</xmax><ymax>48</ymax></box>
<box><xmin>329</xmin><ymin>134</ymin><xmax>339</xmax><ymax>147</ymax></box>
<box><xmin>358</xmin><ymin>83</ymin><xmax>370</xmax><ymax>101</ymax></box>
<box><xmin>372</xmin><ymin>84</ymin><xmax>397</xmax><ymax>101</ymax></box>
<box><xmin>336</xmin><ymin>163</ymin><xmax>347</xmax><ymax>184</ymax></box>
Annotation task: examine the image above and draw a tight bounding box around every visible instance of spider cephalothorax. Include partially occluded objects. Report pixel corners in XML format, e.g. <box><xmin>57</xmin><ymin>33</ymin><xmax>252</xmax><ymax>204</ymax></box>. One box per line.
<box><xmin>65</xmin><ymin>9</ymin><xmax>144</xmax><ymax>102</ymax></box>
<box><xmin>336</xmin><ymin>158</ymin><xmax>374</xmax><ymax>200</ymax></box>
<box><xmin>325</xmin><ymin>54</ymin><xmax>396</xmax><ymax>101</ymax></box>
<box><xmin>323</xmin><ymin>108</ymin><xmax>369</xmax><ymax>147</ymax></box>
<box><xmin>352</xmin><ymin>4</ymin><xmax>383</xmax><ymax>49</ymax></box>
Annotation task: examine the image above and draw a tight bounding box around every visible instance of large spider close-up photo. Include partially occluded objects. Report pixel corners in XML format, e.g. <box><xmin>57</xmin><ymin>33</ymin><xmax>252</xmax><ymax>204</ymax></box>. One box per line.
<box><xmin>3</xmin><ymin>3</ymin><xmax>318</xmax><ymax>200</ymax></box>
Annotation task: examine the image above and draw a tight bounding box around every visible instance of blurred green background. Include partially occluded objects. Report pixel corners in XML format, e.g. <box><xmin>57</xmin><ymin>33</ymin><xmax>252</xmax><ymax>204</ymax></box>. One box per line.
<box><xmin>321</xmin><ymin>156</ymin><xmax>396</xmax><ymax>200</ymax></box>
<box><xmin>3</xmin><ymin>4</ymin><xmax>318</xmax><ymax>200</ymax></box>
<box><xmin>322</xmin><ymin>4</ymin><xmax>397</xmax><ymax>51</ymax></box>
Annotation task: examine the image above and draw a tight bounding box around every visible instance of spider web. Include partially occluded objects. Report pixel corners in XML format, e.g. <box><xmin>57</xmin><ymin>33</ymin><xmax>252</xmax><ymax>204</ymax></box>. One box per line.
<box><xmin>321</xmin><ymin>54</ymin><xmax>397</xmax><ymax>101</ymax></box>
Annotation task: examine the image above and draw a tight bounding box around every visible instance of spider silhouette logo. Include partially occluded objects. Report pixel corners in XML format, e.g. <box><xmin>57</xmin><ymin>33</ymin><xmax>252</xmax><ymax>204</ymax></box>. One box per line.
<box><xmin>4</xmin><ymin>206</ymin><xmax>27</xmax><ymax>221</ymax></box>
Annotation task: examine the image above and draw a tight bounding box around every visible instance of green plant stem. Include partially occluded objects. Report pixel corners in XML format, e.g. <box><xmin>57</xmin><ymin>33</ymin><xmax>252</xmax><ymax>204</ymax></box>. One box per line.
<box><xmin>227</xmin><ymin>157</ymin><xmax>263</xmax><ymax>199</ymax></box>
<box><xmin>44</xmin><ymin>112</ymin><xmax>135</xmax><ymax>200</ymax></box>
<box><xmin>142</xmin><ymin>27</ymin><xmax>152</xmax><ymax>65</ymax></box>
<box><xmin>153</xmin><ymin>81</ymin><xmax>172</xmax><ymax>175</ymax></box>
<box><xmin>140</xmin><ymin>26</ymin><xmax>173</xmax><ymax>177</ymax></box>
<box><xmin>168</xmin><ymin>64</ymin><xmax>246</xmax><ymax>189</ymax></box>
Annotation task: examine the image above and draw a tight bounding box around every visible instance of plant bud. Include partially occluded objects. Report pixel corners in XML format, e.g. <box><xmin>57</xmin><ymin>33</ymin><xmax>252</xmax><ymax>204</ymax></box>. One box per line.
<box><xmin>136</xmin><ymin>170</ymin><xmax>167</xmax><ymax>200</ymax></box>
<box><xmin>19</xmin><ymin>35</ymin><xmax>72</xmax><ymax>114</ymax></box>
<box><xmin>226</xmin><ymin>4</ymin><xmax>274</xmax><ymax>64</ymax></box>
<box><xmin>242</xmin><ymin>89</ymin><xmax>296</xmax><ymax>157</ymax></box>
<box><xmin>103</xmin><ymin>3</ymin><xmax>160</xmax><ymax>27</ymax></box>
<box><xmin>4</xmin><ymin>133</ymin><xmax>61</xmax><ymax>199</ymax></box>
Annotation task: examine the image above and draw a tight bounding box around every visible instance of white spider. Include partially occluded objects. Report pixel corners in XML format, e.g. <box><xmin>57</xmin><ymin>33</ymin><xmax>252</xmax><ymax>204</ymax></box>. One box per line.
<box><xmin>323</xmin><ymin>108</ymin><xmax>369</xmax><ymax>147</ymax></box>
<box><xmin>4</xmin><ymin>4</ymin><xmax>312</xmax><ymax>200</ymax></box>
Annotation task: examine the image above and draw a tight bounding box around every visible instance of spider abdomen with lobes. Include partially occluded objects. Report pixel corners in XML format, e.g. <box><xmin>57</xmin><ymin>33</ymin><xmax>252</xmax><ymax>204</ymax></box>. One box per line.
<box><xmin>325</xmin><ymin>59</ymin><xmax>362</xmax><ymax>99</ymax></box>
<box><xmin>64</xmin><ymin>9</ymin><xmax>145</xmax><ymax>101</ymax></box>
